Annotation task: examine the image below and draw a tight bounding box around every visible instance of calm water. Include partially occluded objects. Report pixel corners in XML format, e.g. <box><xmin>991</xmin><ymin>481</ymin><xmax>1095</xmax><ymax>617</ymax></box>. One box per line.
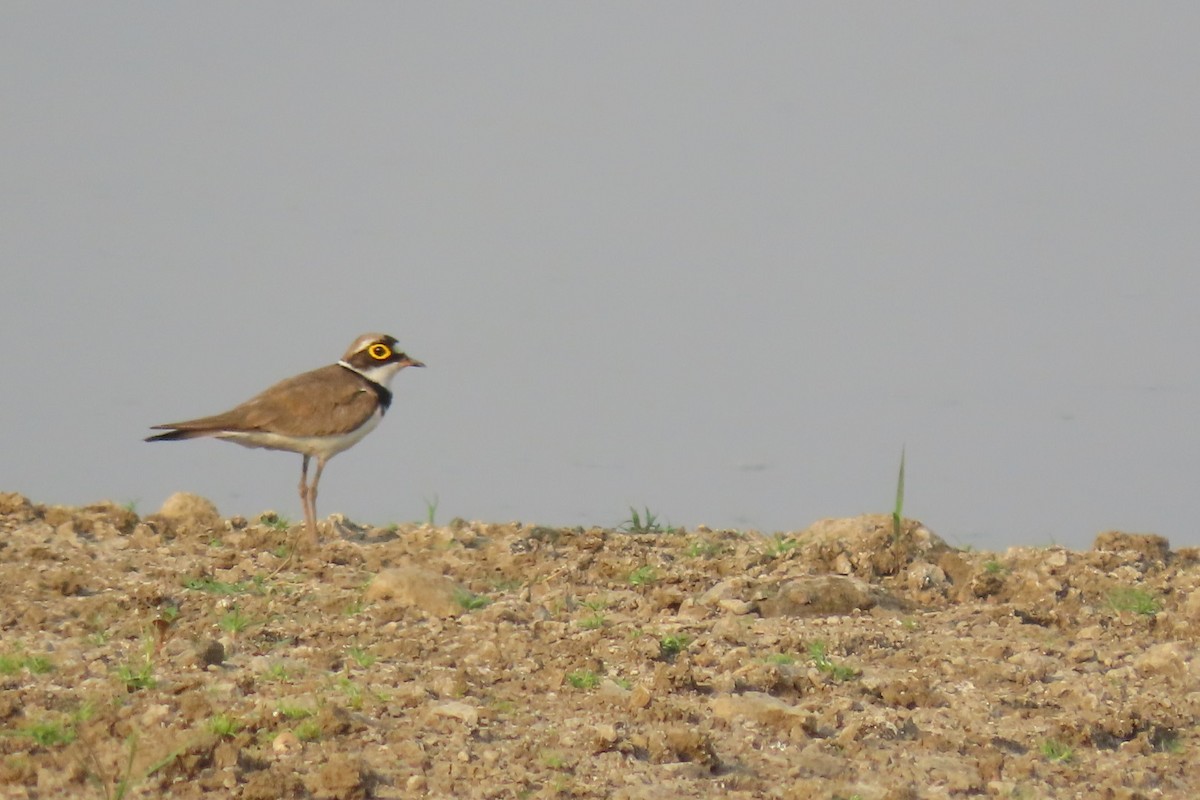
<box><xmin>3</xmin><ymin>5</ymin><xmax>1199</xmax><ymax>552</ymax></box>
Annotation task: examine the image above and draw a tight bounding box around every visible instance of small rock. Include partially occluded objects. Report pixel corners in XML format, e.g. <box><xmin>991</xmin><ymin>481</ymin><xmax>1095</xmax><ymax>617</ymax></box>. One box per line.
<box><xmin>1133</xmin><ymin>642</ymin><xmax>1187</xmax><ymax>679</ymax></box>
<box><xmin>938</xmin><ymin>550</ymin><xmax>974</xmax><ymax>588</ymax></box>
<box><xmin>196</xmin><ymin>639</ymin><xmax>225</xmax><ymax>667</ymax></box>
<box><xmin>648</xmin><ymin>727</ymin><xmax>719</xmax><ymax>768</ymax></box>
<box><xmin>599</xmin><ymin>678</ymin><xmax>631</xmax><ymax>704</ymax></box>
<box><xmin>1066</xmin><ymin>643</ymin><xmax>1096</xmax><ymax>663</ymax></box>
<box><xmin>305</xmin><ymin>753</ymin><xmax>371</xmax><ymax>800</ymax></box>
<box><xmin>906</xmin><ymin>562</ymin><xmax>947</xmax><ymax>592</ymax></box>
<box><xmin>1093</xmin><ymin>531</ymin><xmax>1171</xmax><ymax>563</ymax></box>
<box><xmin>243</xmin><ymin>768</ymin><xmax>305</xmax><ymax>800</ymax></box>
<box><xmin>628</xmin><ymin>683</ymin><xmax>652</xmax><ymax>710</ymax></box>
<box><xmin>759</xmin><ymin>575</ymin><xmax>898</xmax><ymax>617</ymax></box>
<box><xmin>0</xmin><ymin>492</ymin><xmax>39</xmax><ymax>521</ymax></box>
<box><xmin>710</xmin><ymin>616</ymin><xmax>747</xmax><ymax>643</ymax></box>
<box><xmin>1186</xmin><ymin>588</ymin><xmax>1200</xmax><ymax>621</ymax></box>
<box><xmin>710</xmin><ymin>691</ymin><xmax>806</xmax><ymax>728</ymax></box>
<box><xmin>157</xmin><ymin>492</ymin><xmax>222</xmax><ymax>529</ymax></box>
<box><xmin>429</xmin><ymin>700</ymin><xmax>480</xmax><ymax>727</ymax></box>
<box><xmin>272</xmin><ymin>731</ymin><xmax>301</xmax><ymax>755</ymax></box>
<box><xmin>364</xmin><ymin>566</ymin><xmax>464</xmax><ymax>617</ymax></box>
<box><xmin>592</xmin><ymin>723</ymin><xmax>620</xmax><ymax>751</ymax></box>
<box><xmin>140</xmin><ymin>703</ymin><xmax>171</xmax><ymax>728</ymax></box>
<box><xmin>82</xmin><ymin>501</ymin><xmax>140</xmax><ymax>534</ymax></box>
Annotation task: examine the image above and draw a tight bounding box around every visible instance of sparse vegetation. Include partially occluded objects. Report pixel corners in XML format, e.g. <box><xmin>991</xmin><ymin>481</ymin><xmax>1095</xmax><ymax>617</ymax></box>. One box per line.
<box><xmin>207</xmin><ymin>714</ymin><xmax>240</xmax><ymax>738</ymax></box>
<box><xmin>259</xmin><ymin>511</ymin><xmax>291</xmax><ymax>531</ymax></box>
<box><xmin>294</xmin><ymin>719</ymin><xmax>321</xmax><ymax>742</ymax></box>
<box><xmin>566</xmin><ymin>670</ymin><xmax>600</xmax><ymax>689</ymax></box>
<box><xmin>347</xmin><ymin>646</ymin><xmax>376</xmax><ymax>668</ymax></box>
<box><xmin>81</xmin><ymin>730</ymin><xmax>141</xmax><ymax>800</ymax></box>
<box><xmin>116</xmin><ymin>660</ymin><xmax>156</xmax><ymax>692</ymax></box>
<box><xmin>16</xmin><ymin>719</ymin><xmax>75</xmax><ymax>747</ymax></box>
<box><xmin>0</xmin><ymin>650</ymin><xmax>53</xmax><ymax>676</ymax></box>
<box><xmin>276</xmin><ymin>702</ymin><xmax>314</xmax><ymax>720</ymax></box>
<box><xmin>628</xmin><ymin>565</ymin><xmax>658</xmax><ymax>586</ymax></box>
<box><xmin>620</xmin><ymin>506</ymin><xmax>676</xmax><ymax>534</ymax></box>
<box><xmin>808</xmin><ymin>640</ymin><xmax>858</xmax><ymax>681</ymax></box>
<box><xmin>685</xmin><ymin>538</ymin><xmax>723</xmax><ymax>558</ymax></box>
<box><xmin>116</xmin><ymin>637</ymin><xmax>157</xmax><ymax>692</ymax></box>
<box><xmin>422</xmin><ymin>494</ymin><xmax>440</xmax><ymax>525</ymax></box>
<box><xmin>218</xmin><ymin>606</ymin><xmax>254</xmax><ymax>636</ymax></box>
<box><xmin>892</xmin><ymin>446</ymin><xmax>906</xmax><ymax>540</ymax></box>
<box><xmin>262</xmin><ymin>662</ymin><xmax>291</xmax><ymax>682</ymax></box>
<box><xmin>5</xmin><ymin>495</ymin><xmax>1197</xmax><ymax>797</ymax></box>
<box><xmin>577</xmin><ymin>598</ymin><xmax>607</xmax><ymax>629</ymax></box>
<box><xmin>453</xmin><ymin>588</ymin><xmax>492</xmax><ymax>611</ymax></box>
<box><xmin>1106</xmin><ymin>587</ymin><xmax>1161</xmax><ymax>616</ymax></box>
<box><xmin>1039</xmin><ymin>738</ymin><xmax>1074</xmax><ymax>763</ymax></box>
<box><xmin>183</xmin><ymin>576</ymin><xmax>253</xmax><ymax>595</ymax></box>
<box><xmin>335</xmin><ymin>677</ymin><xmax>365</xmax><ymax>710</ymax></box>
<box><xmin>1151</xmin><ymin>728</ymin><xmax>1183</xmax><ymax>754</ymax></box>
<box><xmin>659</xmin><ymin>634</ymin><xmax>693</xmax><ymax>661</ymax></box>
<box><xmin>764</xmin><ymin>535</ymin><xmax>798</xmax><ymax>558</ymax></box>
<box><xmin>578</xmin><ymin>612</ymin><xmax>606</xmax><ymax>630</ymax></box>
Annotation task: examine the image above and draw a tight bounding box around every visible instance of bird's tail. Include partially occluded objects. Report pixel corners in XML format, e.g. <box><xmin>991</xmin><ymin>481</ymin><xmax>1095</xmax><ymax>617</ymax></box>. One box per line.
<box><xmin>144</xmin><ymin>428</ymin><xmax>214</xmax><ymax>443</ymax></box>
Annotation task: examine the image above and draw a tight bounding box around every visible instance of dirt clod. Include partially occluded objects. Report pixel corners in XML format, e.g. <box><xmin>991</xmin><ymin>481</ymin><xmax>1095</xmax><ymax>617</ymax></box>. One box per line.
<box><xmin>1</xmin><ymin>493</ymin><xmax>1197</xmax><ymax>798</ymax></box>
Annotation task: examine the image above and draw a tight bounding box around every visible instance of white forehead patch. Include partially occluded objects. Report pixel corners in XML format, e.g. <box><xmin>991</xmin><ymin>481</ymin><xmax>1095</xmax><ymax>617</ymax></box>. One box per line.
<box><xmin>343</xmin><ymin>332</ymin><xmax>394</xmax><ymax>359</ymax></box>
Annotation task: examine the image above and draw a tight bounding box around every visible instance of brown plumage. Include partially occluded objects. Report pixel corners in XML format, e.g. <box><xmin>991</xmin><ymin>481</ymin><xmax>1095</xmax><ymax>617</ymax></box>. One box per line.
<box><xmin>147</xmin><ymin>364</ymin><xmax>387</xmax><ymax>441</ymax></box>
<box><xmin>147</xmin><ymin>333</ymin><xmax>423</xmax><ymax>542</ymax></box>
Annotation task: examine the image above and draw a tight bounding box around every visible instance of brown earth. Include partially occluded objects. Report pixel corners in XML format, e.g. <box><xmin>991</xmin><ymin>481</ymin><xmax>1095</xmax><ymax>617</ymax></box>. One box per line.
<box><xmin>1</xmin><ymin>490</ymin><xmax>1198</xmax><ymax>799</ymax></box>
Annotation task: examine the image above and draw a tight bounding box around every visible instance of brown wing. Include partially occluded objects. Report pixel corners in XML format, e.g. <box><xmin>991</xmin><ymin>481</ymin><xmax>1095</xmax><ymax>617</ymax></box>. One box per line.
<box><xmin>149</xmin><ymin>365</ymin><xmax>380</xmax><ymax>438</ymax></box>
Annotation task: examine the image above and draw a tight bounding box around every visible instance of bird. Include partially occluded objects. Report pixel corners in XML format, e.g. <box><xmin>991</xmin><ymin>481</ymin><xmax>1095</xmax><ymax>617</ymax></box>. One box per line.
<box><xmin>146</xmin><ymin>332</ymin><xmax>424</xmax><ymax>543</ymax></box>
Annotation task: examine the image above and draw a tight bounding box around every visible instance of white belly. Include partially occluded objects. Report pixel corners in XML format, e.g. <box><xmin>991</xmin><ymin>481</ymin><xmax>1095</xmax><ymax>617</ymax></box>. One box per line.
<box><xmin>216</xmin><ymin>409</ymin><xmax>383</xmax><ymax>461</ymax></box>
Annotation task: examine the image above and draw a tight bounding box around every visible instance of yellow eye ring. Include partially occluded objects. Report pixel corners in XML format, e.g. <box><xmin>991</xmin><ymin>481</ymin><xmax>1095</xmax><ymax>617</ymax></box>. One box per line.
<box><xmin>368</xmin><ymin>343</ymin><xmax>392</xmax><ymax>360</ymax></box>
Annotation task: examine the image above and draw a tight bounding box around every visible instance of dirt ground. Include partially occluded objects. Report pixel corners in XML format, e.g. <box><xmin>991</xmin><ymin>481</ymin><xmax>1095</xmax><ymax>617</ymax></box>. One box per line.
<box><xmin>1</xmin><ymin>491</ymin><xmax>1198</xmax><ymax>799</ymax></box>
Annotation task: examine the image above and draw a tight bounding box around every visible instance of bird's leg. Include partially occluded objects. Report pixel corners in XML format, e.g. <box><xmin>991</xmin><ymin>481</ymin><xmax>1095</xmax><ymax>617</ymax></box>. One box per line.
<box><xmin>298</xmin><ymin>455</ymin><xmax>313</xmax><ymax>531</ymax></box>
<box><xmin>296</xmin><ymin>455</ymin><xmax>320</xmax><ymax>550</ymax></box>
<box><xmin>271</xmin><ymin>455</ymin><xmax>313</xmax><ymax>576</ymax></box>
<box><xmin>309</xmin><ymin>456</ymin><xmax>328</xmax><ymax>540</ymax></box>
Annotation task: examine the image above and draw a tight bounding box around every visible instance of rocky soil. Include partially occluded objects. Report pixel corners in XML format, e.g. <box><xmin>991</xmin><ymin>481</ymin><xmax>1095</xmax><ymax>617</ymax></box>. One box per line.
<box><xmin>1</xmin><ymin>491</ymin><xmax>1198</xmax><ymax>799</ymax></box>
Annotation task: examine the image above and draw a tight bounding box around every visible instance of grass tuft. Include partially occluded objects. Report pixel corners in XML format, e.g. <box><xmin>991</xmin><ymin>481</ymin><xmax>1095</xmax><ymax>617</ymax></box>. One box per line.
<box><xmin>1039</xmin><ymin>738</ymin><xmax>1074</xmax><ymax>763</ymax></box>
<box><xmin>764</xmin><ymin>535</ymin><xmax>798</xmax><ymax>558</ymax></box>
<box><xmin>258</xmin><ymin>511</ymin><xmax>291</xmax><ymax>531</ymax></box>
<box><xmin>207</xmin><ymin>714</ymin><xmax>241</xmax><ymax>739</ymax></box>
<box><xmin>1106</xmin><ymin>587</ymin><xmax>1161</xmax><ymax>616</ymax></box>
<box><xmin>619</xmin><ymin>506</ymin><xmax>676</xmax><ymax>534</ymax></box>
<box><xmin>218</xmin><ymin>606</ymin><xmax>255</xmax><ymax>636</ymax></box>
<box><xmin>453</xmin><ymin>588</ymin><xmax>492</xmax><ymax>611</ymax></box>
<box><xmin>183</xmin><ymin>576</ymin><xmax>252</xmax><ymax>595</ymax></box>
<box><xmin>892</xmin><ymin>445</ymin><xmax>906</xmax><ymax>541</ymax></box>
<box><xmin>347</xmin><ymin>646</ymin><xmax>376</xmax><ymax>668</ymax></box>
<box><xmin>422</xmin><ymin>494</ymin><xmax>439</xmax><ymax>526</ymax></box>
<box><xmin>627</xmin><ymin>565</ymin><xmax>658</xmax><ymax>586</ymax></box>
<box><xmin>808</xmin><ymin>640</ymin><xmax>858</xmax><ymax>681</ymax></box>
<box><xmin>566</xmin><ymin>670</ymin><xmax>601</xmax><ymax>690</ymax></box>
<box><xmin>659</xmin><ymin>634</ymin><xmax>693</xmax><ymax>661</ymax></box>
<box><xmin>276</xmin><ymin>702</ymin><xmax>314</xmax><ymax>720</ymax></box>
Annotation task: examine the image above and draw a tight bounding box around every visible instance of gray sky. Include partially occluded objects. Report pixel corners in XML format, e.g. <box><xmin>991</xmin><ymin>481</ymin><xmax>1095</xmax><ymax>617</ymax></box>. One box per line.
<box><xmin>3</xmin><ymin>4</ymin><xmax>1199</xmax><ymax>550</ymax></box>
